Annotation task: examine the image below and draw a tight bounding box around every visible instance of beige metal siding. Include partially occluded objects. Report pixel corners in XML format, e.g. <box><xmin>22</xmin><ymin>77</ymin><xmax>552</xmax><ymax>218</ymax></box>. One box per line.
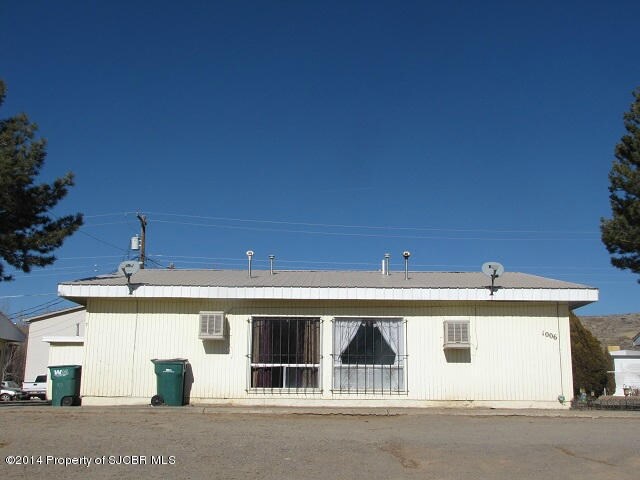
<box><xmin>407</xmin><ymin>303</ymin><xmax>571</xmax><ymax>402</ymax></box>
<box><xmin>46</xmin><ymin>343</ymin><xmax>84</xmax><ymax>400</ymax></box>
<box><xmin>83</xmin><ymin>298</ymin><xmax>250</xmax><ymax>400</ymax></box>
<box><xmin>48</xmin><ymin>343</ymin><xmax>84</xmax><ymax>367</ymax></box>
<box><xmin>81</xmin><ymin>299</ymin><xmax>573</xmax><ymax>406</ymax></box>
<box><xmin>83</xmin><ymin>300</ymin><xmax>136</xmax><ymax>397</ymax></box>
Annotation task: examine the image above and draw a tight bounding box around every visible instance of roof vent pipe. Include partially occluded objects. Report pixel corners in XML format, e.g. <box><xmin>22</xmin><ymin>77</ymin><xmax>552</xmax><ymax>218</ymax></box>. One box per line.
<box><xmin>246</xmin><ymin>250</ymin><xmax>254</xmax><ymax>277</ymax></box>
<box><xmin>383</xmin><ymin>253</ymin><xmax>390</xmax><ymax>276</ymax></box>
<box><xmin>269</xmin><ymin>254</ymin><xmax>275</xmax><ymax>275</ymax></box>
<box><xmin>402</xmin><ymin>251</ymin><xmax>411</xmax><ymax>280</ymax></box>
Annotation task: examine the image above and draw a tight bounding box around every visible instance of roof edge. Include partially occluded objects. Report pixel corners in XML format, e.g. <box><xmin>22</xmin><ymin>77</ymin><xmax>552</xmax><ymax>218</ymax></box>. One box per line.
<box><xmin>24</xmin><ymin>305</ymin><xmax>85</xmax><ymax>323</ymax></box>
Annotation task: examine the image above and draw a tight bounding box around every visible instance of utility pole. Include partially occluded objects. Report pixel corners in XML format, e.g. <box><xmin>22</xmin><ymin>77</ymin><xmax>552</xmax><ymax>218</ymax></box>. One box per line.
<box><xmin>136</xmin><ymin>213</ymin><xmax>147</xmax><ymax>269</ymax></box>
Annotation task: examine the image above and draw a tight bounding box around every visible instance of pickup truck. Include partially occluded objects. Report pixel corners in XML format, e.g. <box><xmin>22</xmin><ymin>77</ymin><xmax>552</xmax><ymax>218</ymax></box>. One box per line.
<box><xmin>22</xmin><ymin>375</ymin><xmax>47</xmax><ymax>400</ymax></box>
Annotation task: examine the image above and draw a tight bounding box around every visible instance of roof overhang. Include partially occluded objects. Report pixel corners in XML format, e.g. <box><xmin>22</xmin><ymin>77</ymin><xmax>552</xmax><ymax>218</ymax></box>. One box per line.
<box><xmin>609</xmin><ymin>350</ymin><xmax>640</xmax><ymax>358</ymax></box>
<box><xmin>42</xmin><ymin>336</ymin><xmax>84</xmax><ymax>344</ymax></box>
<box><xmin>58</xmin><ymin>283</ymin><xmax>598</xmax><ymax>309</ymax></box>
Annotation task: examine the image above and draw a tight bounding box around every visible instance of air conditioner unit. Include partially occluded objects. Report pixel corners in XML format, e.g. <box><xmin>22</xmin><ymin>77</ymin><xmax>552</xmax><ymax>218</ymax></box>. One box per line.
<box><xmin>199</xmin><ymin>312</ymin><xmax>225</xmax><ymax>340</ymax></box>
<box><xmin>443</xmin><ymin>321</ymin><xmax>470</xmax><ymax>349</ymax></box>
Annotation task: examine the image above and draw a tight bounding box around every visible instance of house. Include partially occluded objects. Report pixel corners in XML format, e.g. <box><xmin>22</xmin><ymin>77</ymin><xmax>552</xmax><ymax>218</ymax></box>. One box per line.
<box><xmin>0</xmin><ymin>311</ymin><xmax>26</xmax><ymax>381</ymax></box>
<box><xmin>58</xmin><ymin>267</ymin><xmax>598</xmax><ymax>409</ymax></box>
<box><xmin>609</xmin><ymin>350</ymin><xmax>640</xmax><ymax>396</ymax></box>
<box><xmin>23</xmin><ymin>306</ymin><xmax>85</xmax><ymax>383</ymax></box>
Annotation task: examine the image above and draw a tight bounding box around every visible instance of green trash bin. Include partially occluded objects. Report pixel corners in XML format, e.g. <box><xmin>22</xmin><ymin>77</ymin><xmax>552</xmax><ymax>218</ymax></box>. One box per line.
<box><xmin>48</xmin><ymin>365</ymin><xmax>82</xmax><ymax>407</ymax></box>
<box><xmin>150</xmin><ymin>359</ymin><xmax>188</xmax><ymax>406</ymax></box>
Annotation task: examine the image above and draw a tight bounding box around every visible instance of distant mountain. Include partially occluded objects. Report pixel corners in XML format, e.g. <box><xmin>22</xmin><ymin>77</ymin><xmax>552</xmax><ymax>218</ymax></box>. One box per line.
<box><xmin>578</xmin><ymin>313</ymin><xmax>640</xmax><ymax>350</ymax></box>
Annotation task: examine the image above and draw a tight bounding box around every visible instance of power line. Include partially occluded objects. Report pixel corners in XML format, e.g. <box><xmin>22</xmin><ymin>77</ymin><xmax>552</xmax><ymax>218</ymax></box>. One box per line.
<box><xmin>145</xmin><ymin>256</ymin><xmax>166</xmax><ymax>268</ymax></box>
<box><xmin>149</xmin><ymin>219</ymin><xmax>596</xmax><ymax>242</ymax></box>
<box><xmin>152</xmin><ymin>255</ymin><xmax>376</xmax><ymax>266</ymax></box>
<box><xmin>0</xmin><ymin>293</ymin><xmax>58</xmax><ymax>300</ymax></box>
<box><xmin>82</xmin><ymin>221</ymin><xmax>135</xmax><ymax>227</ymax></box>
<box><xmin>150</xmin><ymin>254</ymin><xmax>624</xmax><ymax>272</ymax></box>
<box><xmin>75</xmin><ymin>228</ymin><xmax>130</xmax><ymax>253</ymax></box>
<box><xmin>13</xmin><ymin>300</ymin><xmax>66</xmax><ymax>319</ymax></box>
<box><xmin>145</xmin><ymin>211</ymin><xmax>599</xmax><ymax>236</ymax></box>
<box><xmin>10</xmin><ymin>268</ymin><xmax>99</xmax><ymax>279</ymax></box>
<box><xmin>9</xmin><ymin>298</ymin><xmax>65</xmax><ymax>318</ymax></box>
<box><xmin>11</xmin><ymin>264</ymin><xmax>103</xmax><ymax>274</ymax></box>
<box><xmin>58</xmin><ymin>255</ymin><xmax>124</xmax><ymax>260</ymax></box>
<box><xmin>83</xmin><ymin>212</ymin><xmax>134</xmax><ymax>219</ymax></box>
<box><xmin>49</xmin><ymin>212</ymin><xmax>130</xmax><ymax>254</ymax></box>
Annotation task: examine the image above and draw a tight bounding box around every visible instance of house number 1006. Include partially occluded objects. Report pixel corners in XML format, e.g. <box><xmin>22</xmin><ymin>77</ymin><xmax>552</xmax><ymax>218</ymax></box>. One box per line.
<box><xmin>542</xmin><ymin>331</ymin><xmax>558</xmax><ymax>340</ymax></box>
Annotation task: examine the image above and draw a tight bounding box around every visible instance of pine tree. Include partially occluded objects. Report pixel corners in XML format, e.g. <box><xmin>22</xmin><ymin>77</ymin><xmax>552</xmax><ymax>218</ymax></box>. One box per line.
<box><xmin>570</xmin><ymin>313</ymin><xmax>610</xmax><ymax>396</ymax></box>
<box><xmin>0</xmin><ymin>80</ymin><xmax>83</xmax><ymax>281</ymax></box>
<box><xmin>601</xmin><ymin>88</ymin><xmax>640</xmax><ymax>279</ymax></box>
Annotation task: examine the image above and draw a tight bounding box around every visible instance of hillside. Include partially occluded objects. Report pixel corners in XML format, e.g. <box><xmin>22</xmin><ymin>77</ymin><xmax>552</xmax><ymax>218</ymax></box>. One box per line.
<box><xmin>578</xmin><ymin>313</ymin><xmax>640</xmax><ymax>350</ymax></box>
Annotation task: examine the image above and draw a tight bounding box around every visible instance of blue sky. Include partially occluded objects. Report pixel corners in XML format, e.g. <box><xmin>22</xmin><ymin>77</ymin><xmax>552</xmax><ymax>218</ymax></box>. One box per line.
<box><xmin>1</xmin><ymin>1</ymin><xmax>639</xmax><ymax>318</ymax></box>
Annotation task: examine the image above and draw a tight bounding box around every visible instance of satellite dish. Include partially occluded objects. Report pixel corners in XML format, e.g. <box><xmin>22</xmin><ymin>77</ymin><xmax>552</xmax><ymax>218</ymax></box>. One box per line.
<box><xmin>481</xmin><ymin>261</ymin><xmax>504</xmax><ymax>296</ymax></box>
<box><xmin>119</xmin><ymin>260</ymin><xmax>140</xmax><ymax>279</ymax></box>
<box><xmin>482</xmin><ymin>262</ymin><xmax>504</xmax><ymax>277</ymax></box>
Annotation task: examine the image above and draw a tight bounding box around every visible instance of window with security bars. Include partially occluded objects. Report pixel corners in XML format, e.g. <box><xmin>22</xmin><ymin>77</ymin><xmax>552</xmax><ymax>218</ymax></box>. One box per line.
<box><xmin>333</xmin><ymin>318</ymin><xmax>406</xmax><ymax>394</ymax></box>
<box><xmin>443</xmin><ymin>320</ymin><xmax>470</xmax><ymax>348</ymax></box>
<box><xmin>250</xmin><ymin>317</ymin><xmax>320</xmax><ymax>391</ymax></box>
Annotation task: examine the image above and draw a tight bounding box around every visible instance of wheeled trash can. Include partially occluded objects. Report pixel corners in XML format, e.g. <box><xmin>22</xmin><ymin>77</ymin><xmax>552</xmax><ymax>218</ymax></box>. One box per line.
<box><xmin>48</xmin><ymin>365</ymin><xmax>82</xmax><ymax>406</ymax></box>
<box><xmin>150</xmin><ymin>359</ymin><xmax>188</xmax><ymax>406</ymax></box>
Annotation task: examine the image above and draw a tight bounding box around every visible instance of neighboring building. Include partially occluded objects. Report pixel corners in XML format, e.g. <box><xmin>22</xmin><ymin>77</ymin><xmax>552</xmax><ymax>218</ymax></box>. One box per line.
<box><xmin>22</xmin><ymin>306</ymin><xmax>85</xmax><ymax>383</ymax></box>
<box><xmin>0</xmin><ymin>312</ymin><xmax>26</xmax><ymax>381</ymax></box>
<box><xmin>609</xmin><ymin>349</ymin><xmax>640</xmax><ymax>396</ymax></box>
<box><xmin>58</xmin><ymin>268</ymin><xmax>598</xmax><ymax>409</ymax></box>
<box><xmin>633</xmin><ymin>332</ymin><xmax>640</xmax><ymax>348</ymax></box>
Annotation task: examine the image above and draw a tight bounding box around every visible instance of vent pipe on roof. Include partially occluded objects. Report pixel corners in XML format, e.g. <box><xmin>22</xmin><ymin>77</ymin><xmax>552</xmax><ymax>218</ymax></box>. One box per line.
<box><xmin>246</xmin><ymin>250</ymin><xmax>254</xmax><ymax>277</ymax></box>
<box><xmin>402</xmin><ymin>251</ymin><xmax>411</xmax><ymax>280</ymax></box>
<box><xmin>382</xmin><ymin>253</ymin><xmax>390</xmax><ymax>276</ymax></box>
<box><xmin>269</xmin><ymin>254</ymin><xmax>275</xmax><ymax>275</ymax></box>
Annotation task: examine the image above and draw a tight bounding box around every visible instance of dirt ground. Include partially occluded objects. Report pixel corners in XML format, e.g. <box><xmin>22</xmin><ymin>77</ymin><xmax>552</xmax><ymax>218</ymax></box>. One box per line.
<box><xmin>1</xmin><ymin>406</ymin><xmax>639</xmax><ymax>479</ymax></box>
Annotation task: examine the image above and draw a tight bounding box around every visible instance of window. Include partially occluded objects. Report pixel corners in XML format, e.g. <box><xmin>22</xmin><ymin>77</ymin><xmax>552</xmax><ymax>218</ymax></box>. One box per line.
<box><xmin>443</xmin><ymin>320</ymin><xmax>470</xmax><ymax>348</ymax></box>
<box><xmin>333</xmin><ymin>318</ymin><xmax>406</xmax><ymax>394</ymax></box>
<box><xmin>250</xmin><ymin>317</ymin><xmax>320</xmax><ymax>391</ymax></box>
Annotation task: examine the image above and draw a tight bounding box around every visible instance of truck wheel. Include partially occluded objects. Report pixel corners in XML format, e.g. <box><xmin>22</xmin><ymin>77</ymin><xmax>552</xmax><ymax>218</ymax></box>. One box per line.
<box><xmin>61</xmin><ymin>396</ymin><xmax>74</xmax><ymax>406</ymax></box>
<box><xmin>0</xmin><ymin>393</ymin><xmax>11</xmax><ymax>402</ymax></box>
<box><xmin>151</xmin><ymin>395</ymin><xmax>164</xmax><ymax>406</ymax></box>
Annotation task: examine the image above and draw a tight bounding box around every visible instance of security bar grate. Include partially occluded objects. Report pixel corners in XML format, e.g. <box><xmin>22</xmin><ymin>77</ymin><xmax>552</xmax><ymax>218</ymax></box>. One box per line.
<box><xmin>332</xmin><ymin>318</ymin><xmax>406</xmax><ymax>394</ymax></box>
<box><xmin>250</xmin><ymin>317</ymin><xmax>320</xmax><ymax>393</ymax></box>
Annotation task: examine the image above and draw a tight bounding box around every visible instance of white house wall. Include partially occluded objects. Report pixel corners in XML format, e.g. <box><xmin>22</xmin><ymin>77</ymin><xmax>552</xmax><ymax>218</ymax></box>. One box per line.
<box><xmin>81</xmin><ymin>299</ymin><xmax>573</xmax><ymax>408</ymax></box>
<box><xmin>612</xmin><ymin>355</ymin><xmax>640</xmax><ymax>396</ymax></box>
<box><xmin>24</xmin><ymin>309</ymin><xmax>85</xmax><ymax>382</ymax></box>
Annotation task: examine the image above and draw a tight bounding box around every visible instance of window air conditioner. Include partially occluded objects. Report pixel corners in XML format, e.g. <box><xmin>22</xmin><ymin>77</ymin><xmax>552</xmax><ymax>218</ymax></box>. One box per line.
<box><xmin>443</xmin><ymin>321</ymin><xmax>470</xmax><ymax>349</ymax></box>
<box><xmin>199</xmin><ymin>312</ymin><xmax>225</xmax><ymax>340</ymax></box>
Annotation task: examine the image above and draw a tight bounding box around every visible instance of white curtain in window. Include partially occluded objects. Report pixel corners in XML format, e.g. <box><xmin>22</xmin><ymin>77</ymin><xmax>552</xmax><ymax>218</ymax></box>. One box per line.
<box><xmin>333</xmin><ymin>319</ymin><xmax>361</xmax><ymax>364</ymax></box>
<box><xmin>333</xmin><ymin>318</ymin><xmax>405</xmax><ymax>392</ymax></box>
<box><xmin>375</xmin><ymin>319</ymin><xmax>402</xmax><ymax>359</ymax></box>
